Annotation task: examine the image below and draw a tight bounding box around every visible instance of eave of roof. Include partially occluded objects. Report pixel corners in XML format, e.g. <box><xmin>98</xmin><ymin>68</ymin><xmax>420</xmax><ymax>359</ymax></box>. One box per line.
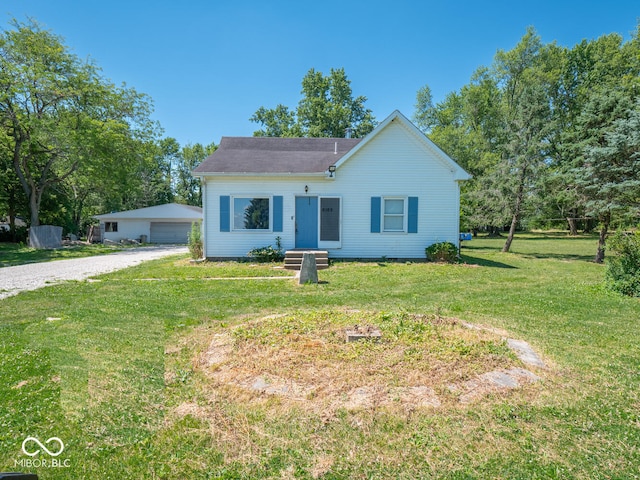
<box><xmin>94</xmin><ymin>203</ymin><xmax>202</xmax><ymax>220</ymax></box>
<box><xmin>192</xmin><ymin>137</ymin><xmax>362</xmax><ymax>176</ymax></box>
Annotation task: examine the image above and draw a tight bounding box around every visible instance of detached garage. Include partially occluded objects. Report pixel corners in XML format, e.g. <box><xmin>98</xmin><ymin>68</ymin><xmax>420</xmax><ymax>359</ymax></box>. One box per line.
<box><xmin>94</xmin><ymin>203</ymin><xmax>202</xmax><ymax>244</ymax></box>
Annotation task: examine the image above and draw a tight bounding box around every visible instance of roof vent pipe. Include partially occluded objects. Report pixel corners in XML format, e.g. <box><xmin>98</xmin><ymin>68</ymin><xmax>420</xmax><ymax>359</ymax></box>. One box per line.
<box><xmin>334</xmin><ymin>142</ymin><xmax>337</xmax><ymax>154</ymax></box>
<box><xmin>345</xmin><ymin>127</ymin><xmax>352</xmax><ymax>139</ymax></box>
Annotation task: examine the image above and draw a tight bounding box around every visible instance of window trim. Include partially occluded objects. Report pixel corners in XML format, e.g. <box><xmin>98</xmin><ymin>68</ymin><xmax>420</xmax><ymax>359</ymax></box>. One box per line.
<box><xmin>231</xmin><ymin>195</ymin><xmax>272</xmax><ymax>232</ymax></box>
<box><xmin>104</xmin><ymin>221</ymin><xmax>118</xmax><ymax>233</ymax></box>
<box><xmin>382</xmin><ymin>196</ymin><xmax>407</xmax><ymax>233</ymax></box>
<box><xmin>318</xmin><ymin>195</ymin><xmax>342</xmax><ymax>249</ymax></box>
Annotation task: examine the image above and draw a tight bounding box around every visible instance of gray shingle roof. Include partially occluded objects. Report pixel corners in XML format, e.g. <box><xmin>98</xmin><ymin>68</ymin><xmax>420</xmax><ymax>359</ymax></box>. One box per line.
<box><xmin>192</xmin><ymin>137</ymin><xmax>362</xmax><ymax>175</ymax></box>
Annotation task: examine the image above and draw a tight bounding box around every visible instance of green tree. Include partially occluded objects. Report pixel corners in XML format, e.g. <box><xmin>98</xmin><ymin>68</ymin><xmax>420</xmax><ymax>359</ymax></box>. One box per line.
<box><xmin>489</xmin><ymin>28</ymin><xmax>555</xmax><ymax>252</ymax></box>
<box><xmin>414</xmin><ymin>29</ymin><xmax>552</xmax><ymax>245</ymax></box>
<box><xmin>175</xmin><ymin>141</ymin><xmax>216</xmax><ymax>206</ymax></box>
<box><xmin>160</xmin><ymin>137</ymin><xmax>180</xmax><ymax>199</ymax></box>
<box><xmin>0</xmin><ymin>128</ymin><xmax>28</xmax><ymax>239</ymax></box>
<box><xmin>63</xmin><ymin>134</ymin><xmax>159</xmax><ymax>234</ymax></box>
<box><xmin>576</xmin><ymin>95</ymin><xmax>640</xmax><ymax>262</ymax></box>
<box><xmin>250</xmin><ymin>105</ymin><xmax>300</xmax><ymax>137</ymax></box>
<box><xmin>0</xmin><ymin>19</ymin><xmax>157</xmax><ymax>227</ymax></box>
<box><xmin>543</xmin><ymin>31</ymin><xmax>640</xmax><ymax>236</ymax></box>
<box><xmin>251</xmin><ymin>68</ymin><xmax>376</xmax><ymax>138</ymax></box>
<box><xmin>413</xmin><ymin>73</ymin><xmax>502</xmax><ymax>233</ymax></box>
<box><xmin>414</xmin><ymin>23</ymin><xmax>640</xmax><ymax>257</ymax></box>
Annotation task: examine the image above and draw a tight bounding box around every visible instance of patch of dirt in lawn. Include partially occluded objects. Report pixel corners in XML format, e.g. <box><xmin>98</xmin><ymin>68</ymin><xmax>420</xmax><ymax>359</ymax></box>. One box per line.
<box><xmin>173</xmin><ymin>401</ymin><xmax>208</xmax><ymax>419</ymax></box>
<box><xmin>184</xmin><ymin>310</ymin><xmax>549</xmax><ymax>418</ymax></box>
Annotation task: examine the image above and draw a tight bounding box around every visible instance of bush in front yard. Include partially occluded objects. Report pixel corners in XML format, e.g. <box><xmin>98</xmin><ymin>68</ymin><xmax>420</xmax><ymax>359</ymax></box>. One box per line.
<box><xmin>247</xmin><ymin>236</ymin><xmax>284</xmax><ymax>262</ymax></box>
<box><xmin>606</xmin><ymin>230</ymin><xmax>640</xmax><ymax>297</ymax></box>
<box><xmin>426</xmin><ymin>241</ymin><xmax>459</xmax><ymax>263</ymax></box>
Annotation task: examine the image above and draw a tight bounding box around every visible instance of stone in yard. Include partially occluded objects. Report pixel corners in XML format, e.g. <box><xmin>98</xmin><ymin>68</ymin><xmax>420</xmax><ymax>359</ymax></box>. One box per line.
<box><xmin>298</xmin><ymin>252</ymin><xmax>318</xmax><ymax>284</ymax></box>
<box><xmin>507</xmin><ymin>338</ymin><xmax>546</xmax><ymax>368</ymax></box>
<box><xmin>452</xmin><ymin>367</ymin><xmax>541</xmax><ymax>403</ymax></box>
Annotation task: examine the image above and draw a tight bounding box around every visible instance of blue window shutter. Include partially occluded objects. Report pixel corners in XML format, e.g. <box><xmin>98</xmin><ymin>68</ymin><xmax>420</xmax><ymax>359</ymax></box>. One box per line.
<box><xmin>220</xmin><ymin>196</ymin><xmax>230</xmax><ymax>232</ymax></box>
<box><xmin>408</xmin><ymin>197</ymin><xmax>419</xmax><ymax>233</ymax></box>
<box><xmin>273</xmin><ymin>196</ymin><xmax>283</xmax><ymax>232</ymax></box>
<box><xmin>371</xmin><ymin>197</ymin><xmax>381</xmax><ymax>233</ymax></box>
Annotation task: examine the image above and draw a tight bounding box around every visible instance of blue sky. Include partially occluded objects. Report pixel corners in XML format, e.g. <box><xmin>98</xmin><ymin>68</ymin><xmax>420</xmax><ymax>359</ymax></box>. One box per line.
<box><xmin>3</xmin><ymin>1</ymin><xmax>639</xmax><ymax>147</ymax></box>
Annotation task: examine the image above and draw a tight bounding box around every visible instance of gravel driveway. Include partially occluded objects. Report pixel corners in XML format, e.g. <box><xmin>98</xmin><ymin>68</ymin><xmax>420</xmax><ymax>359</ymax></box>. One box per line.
<box><xmin>0</xmin><ymin>245</ymin><xmax>188</xmax><ymax>300</ymax></box>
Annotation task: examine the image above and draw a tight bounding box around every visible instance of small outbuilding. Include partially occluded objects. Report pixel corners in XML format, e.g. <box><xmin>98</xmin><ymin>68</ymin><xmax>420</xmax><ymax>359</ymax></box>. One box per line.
<box><xmin>94</xmin><ymin>203</ymin><xmax>202</xmax><ymax>244</ymax></box>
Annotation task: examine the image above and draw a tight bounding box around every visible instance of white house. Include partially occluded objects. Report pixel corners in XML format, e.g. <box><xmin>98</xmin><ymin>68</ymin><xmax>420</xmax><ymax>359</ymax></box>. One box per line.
<box><xmin>94</xmin><ymin>203</ymin><xmax>202</xmax><ymax>244</ymax></box>
<box><xmin>192</xmin><ymin>110</ymin><xmax>471</xmax><ymax>259</ymax></box>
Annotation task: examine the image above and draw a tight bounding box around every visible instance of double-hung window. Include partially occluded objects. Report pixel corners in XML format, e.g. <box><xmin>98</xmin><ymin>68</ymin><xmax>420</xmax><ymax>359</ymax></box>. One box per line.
<box><xmin>371</xmin><ymin>196</ymin><xmax>418</xmax><ymax>234</ymax></box>
<box><xmin>383</xmin><ymin>197</ymin><xmax>406</xmax><ymax>232</ymax></box>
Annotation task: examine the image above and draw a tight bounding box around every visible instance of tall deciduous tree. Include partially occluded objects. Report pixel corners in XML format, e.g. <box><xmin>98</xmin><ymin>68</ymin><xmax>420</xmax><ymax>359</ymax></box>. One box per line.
<box><xmin>251</xmin><ymin>68</ymin><xmax>376</xmax><ymax>138</ymax></box>
<box><xmin>414</xmin><ymin>23</ymin><xmax>640</xmax><ymax>260</ymax></box>
<box><xmin>250</xmin><ymin>105</ymin><xmax>300</xmax><ymax>137</ymax></box>
<box><xmin>491</xmin><ymin>29</ymin><xmax>554</xmax><ymax>252</ymax></box>
<box><xmin>0</xmin><ymin>19</ymin><xmax>157</xmax><ymax>227</ymax></box>
<box><xmin>0</xmin><ymin>127</ymin><xmax>27</xmax><ymax>238</ymax></box>
<box><xmin>175</xmin><ymin>141</ymin><xmax>216</xmax><ymax>206</ymax></box>
<box><xmin>414</xmin><ymin>29</ymin><xmax>552</xmax><ymax>246</ymax></box>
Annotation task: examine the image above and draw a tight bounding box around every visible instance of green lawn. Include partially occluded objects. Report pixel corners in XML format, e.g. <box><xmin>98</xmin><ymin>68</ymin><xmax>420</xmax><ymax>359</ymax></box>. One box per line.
<box><xmin>1</xmin><ymin>233</ymin><xmax>639</xmax><ymax>479</ymax></box>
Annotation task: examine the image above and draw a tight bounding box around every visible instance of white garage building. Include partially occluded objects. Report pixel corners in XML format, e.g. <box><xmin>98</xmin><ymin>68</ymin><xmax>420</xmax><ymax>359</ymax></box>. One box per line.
<box><xmin>94</xmin><ymin>203</ymin><xmax>202</xmax><ymax>244</ymax></box>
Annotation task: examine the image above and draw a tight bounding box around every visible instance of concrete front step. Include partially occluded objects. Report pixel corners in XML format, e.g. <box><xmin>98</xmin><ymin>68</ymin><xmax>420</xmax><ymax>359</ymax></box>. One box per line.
<box><xmin>284</xmin><ymin>250</ymin><xmax>329</xmax><ymax>270</ymax></box>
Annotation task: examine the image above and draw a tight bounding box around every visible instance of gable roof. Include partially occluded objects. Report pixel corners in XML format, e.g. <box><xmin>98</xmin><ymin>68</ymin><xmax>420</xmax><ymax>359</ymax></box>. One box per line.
<box><xmin>334</xmin><ymin>110</ymin><xmax>472</xmax><ymax>181</ymax></box>
<box><xmin>192</xmin><ymin>137</ymin><xmax>362</xmax><ymax>175</ymax></box>
<box><xmin>94</xmin><ymin>203</ymin><xmax>202</xmax><ymax>220</ymax></box>
<box><xmin>191</xmin><ymin>110</ymin><xmax>471</xmax><ymax>181</ymax></box>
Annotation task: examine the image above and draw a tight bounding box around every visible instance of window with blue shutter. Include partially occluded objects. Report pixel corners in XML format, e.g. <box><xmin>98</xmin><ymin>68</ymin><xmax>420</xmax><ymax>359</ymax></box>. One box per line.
<box><xmin>273</xmin><ymin>196</ymin><xmax>283</xmax><ymax>232</ymax></box>
<box><xmin>372</xmin><ymin>196</ymin><xmax>419</xmax><ymax>233</ymax></box>
<box><xmin>371</xmin><ymin>197</ymin><xmax>381</xmax><ymax>233</ymax></box>
<box><xmin>220</xmin><ymin>196</ymin><xmax>230</xmax><ymax>232</ymax></box>
<box><xmin>408</xmin><ymin>197</ymin><xmax>418</xmax><ymax>233</ymax></box>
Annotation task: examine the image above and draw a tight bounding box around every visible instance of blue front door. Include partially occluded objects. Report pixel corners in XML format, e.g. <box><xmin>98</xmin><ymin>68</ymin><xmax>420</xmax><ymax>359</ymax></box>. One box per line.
<box><xmin>295</xmin><ymin>196</ymin><xmax>318</xmax><ymax>248</ymax></box>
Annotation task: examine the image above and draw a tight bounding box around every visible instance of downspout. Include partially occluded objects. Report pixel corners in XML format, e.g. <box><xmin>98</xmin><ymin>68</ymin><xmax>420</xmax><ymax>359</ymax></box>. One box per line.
<box><xmin>455</xmin><ymin>175</ymin><xmax>471</xmax><ymax>250</ymax></box>
<box><xmin>201</xmin><ymin>179</ymin><xmax>207</xmax><ymax>259</ymax></box>
<box><xmin>456</xmin><ymin>180</ymin><xmax>462</xmax><ymax>250</ymax></box>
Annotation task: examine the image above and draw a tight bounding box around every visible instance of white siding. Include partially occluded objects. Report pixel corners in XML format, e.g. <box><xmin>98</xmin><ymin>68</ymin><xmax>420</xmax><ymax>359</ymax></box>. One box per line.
<box><xmin>101</xmin><ymin>220</ymin><xmax>151</xmax><ymax>243</ymax></box>
<box><xmin>100</xmin><ymin>219</ymin><xmax>196</xmax><ymax>243</ymax></box>
<box><xmin>203</xmin><ymin>178</ymin><xmax>307</xmax><ymax>257</ymax></box>
<box><xmin>203</xmin><ymin>120</ymin><xmax>462</xmax><ymax>259</ymax></box>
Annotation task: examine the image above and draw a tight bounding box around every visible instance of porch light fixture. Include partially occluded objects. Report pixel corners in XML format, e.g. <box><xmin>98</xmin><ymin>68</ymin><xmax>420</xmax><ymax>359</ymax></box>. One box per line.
<box><xmin>305</xmin><ymin>185</ymin><xmax>309</xmax><ymax>193</ymax></box>
<box><xmin>328</xmin><ymin>165</ymin><xmax>336</xmax><ymax>178</ymax></box>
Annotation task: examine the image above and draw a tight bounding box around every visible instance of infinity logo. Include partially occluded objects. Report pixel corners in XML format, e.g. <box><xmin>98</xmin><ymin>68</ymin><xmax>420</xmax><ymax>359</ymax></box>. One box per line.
<box><xmin>21</xmin><ymin>437</ymin><xmax>65</xmax><ymax>457</ymax></box>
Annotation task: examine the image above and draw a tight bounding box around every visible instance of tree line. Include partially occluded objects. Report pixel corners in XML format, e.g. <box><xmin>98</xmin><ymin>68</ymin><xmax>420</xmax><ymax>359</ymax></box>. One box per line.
<box><xmin>0</xmin><ymin>20</ymin><xmax>213</xmax><ymax>241</ymax></box>
<box><xmin>252</xmin><ymin>27</ymin><xmax>640</xmax><ymax>262</ymax></box>
<box><xmin>3</xmin><ymin>19</ymin><xmax>639</xmax><ymax>263</ymax></box>
<box><xmin>413</xmin><ymin>26</ymin><xmax>640</xmax><ymax>261</ymax></box>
